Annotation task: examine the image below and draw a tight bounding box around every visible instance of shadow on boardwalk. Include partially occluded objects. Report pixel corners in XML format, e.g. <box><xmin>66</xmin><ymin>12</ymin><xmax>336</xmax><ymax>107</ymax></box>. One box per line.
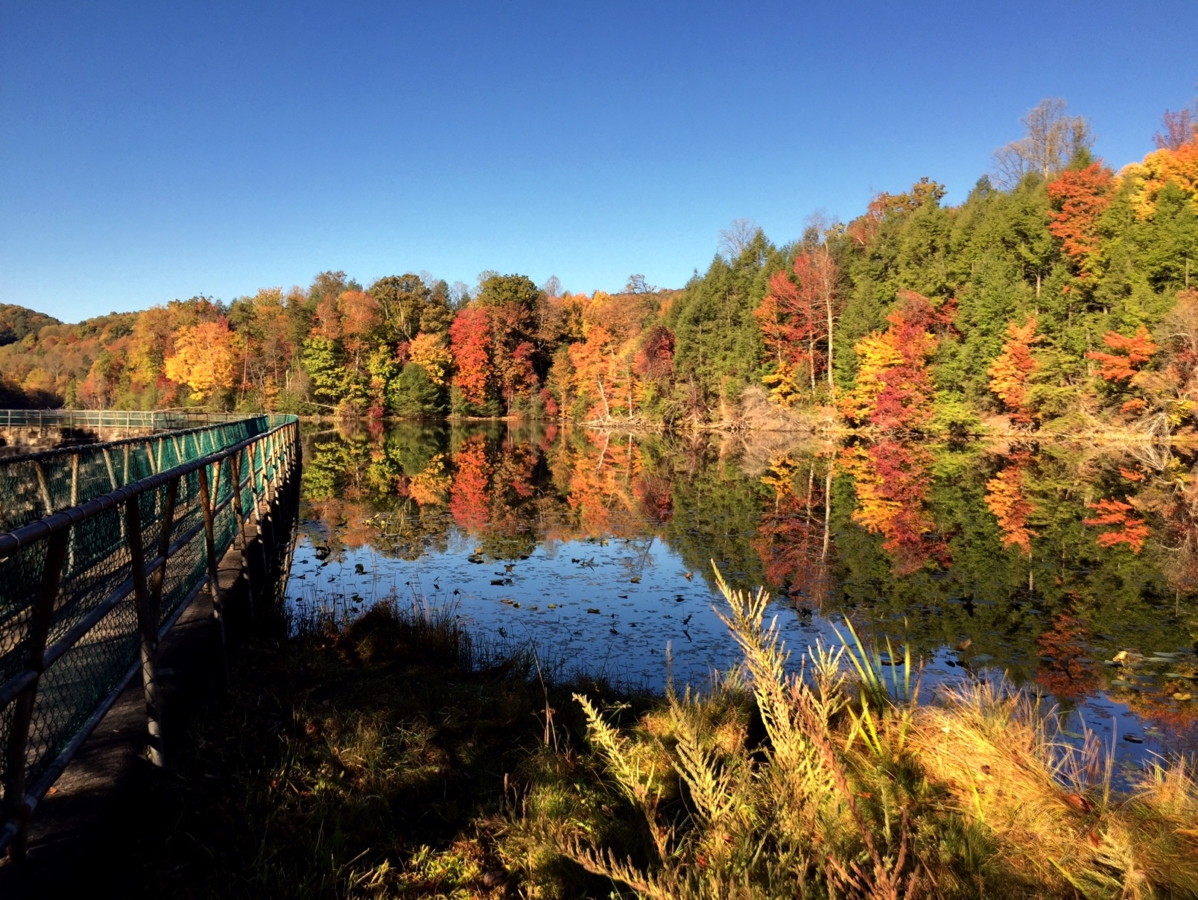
<box><xmin>0</xmin><ymin>511</ymin><xmax>285</xmax><ymax>898</ymax></box>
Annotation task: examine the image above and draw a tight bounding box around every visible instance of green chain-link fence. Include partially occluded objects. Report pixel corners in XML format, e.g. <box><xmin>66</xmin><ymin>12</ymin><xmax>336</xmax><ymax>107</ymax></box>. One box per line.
<box><xmin>0</xmin><ymin>414</ymin><xmax>301</xmax><ymax>855</ymax></box>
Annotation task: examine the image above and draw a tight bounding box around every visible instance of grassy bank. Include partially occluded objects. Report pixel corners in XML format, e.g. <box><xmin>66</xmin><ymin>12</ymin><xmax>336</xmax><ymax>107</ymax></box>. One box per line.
<box><xmin>134</xmin><ymin>578</ymin><xmax>1198</xmax><ymax>899</ymax></box>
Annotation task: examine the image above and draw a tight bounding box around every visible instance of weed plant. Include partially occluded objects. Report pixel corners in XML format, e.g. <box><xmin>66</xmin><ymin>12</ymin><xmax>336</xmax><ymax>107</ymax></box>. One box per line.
<box><xmin>505</xmin><ymin>569</ymin><xmax>1198</xmax><ymax>899</ymax></box>
<box><xmin>132</xmin><ymin>576</ymin><xmax>1198</xmax><ymax>898</ymax></box>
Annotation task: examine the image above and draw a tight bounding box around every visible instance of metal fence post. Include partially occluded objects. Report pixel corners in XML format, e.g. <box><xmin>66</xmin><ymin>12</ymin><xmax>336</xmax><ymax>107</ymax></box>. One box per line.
<box><xmin>229</xmin><ymin>450</ymin><xmax>257</xmax><ymax>607</ymax></box>
<box><xmin>125</xmin><ymin>477</ymin><xmax>177</xmax><ymax>769</ymax></box>
<box><xmin>246</xmin><ymin>442</ymin><xmax>273</xmax><ymax>571</ymax></box>
<box><xmin>68</xmin><ymin>453</ymin><xmax>79</xmax><ymax>571</ymax></box>
<box><xmin>33</xmin><ymin>461</ymin><xmax>53</xmax><ymax>517</ymax></box>
<box><xmin>198</xmin><ymin>462</ymin><xmax>229</xmax><ymax>679</ymax></box>
<box><xmin>1</xmin><ymin>528</ymin><xmax>69</xmax><ymax>859</ymax></box>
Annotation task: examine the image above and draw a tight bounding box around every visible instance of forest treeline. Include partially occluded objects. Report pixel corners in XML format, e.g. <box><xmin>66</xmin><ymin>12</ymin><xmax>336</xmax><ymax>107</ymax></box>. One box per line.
<box><xmin>2</xmin><ymin>99</ymin><xmax>1197</xmax><ymax>434</ymax></box>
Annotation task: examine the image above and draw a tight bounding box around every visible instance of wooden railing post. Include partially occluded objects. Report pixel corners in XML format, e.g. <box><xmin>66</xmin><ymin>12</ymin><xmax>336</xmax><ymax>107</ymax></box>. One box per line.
<box><xmin>2</xmin><ymin>528</ymin><xmax>69</xmax><ymax>860</ymax></box>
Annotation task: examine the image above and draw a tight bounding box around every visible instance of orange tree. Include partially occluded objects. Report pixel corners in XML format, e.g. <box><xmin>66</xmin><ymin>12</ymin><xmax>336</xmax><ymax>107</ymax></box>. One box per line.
<box><xmin>987</xmin><ymin>317</ymin><xmax>1040</xmax><ymax>425</ymax></box>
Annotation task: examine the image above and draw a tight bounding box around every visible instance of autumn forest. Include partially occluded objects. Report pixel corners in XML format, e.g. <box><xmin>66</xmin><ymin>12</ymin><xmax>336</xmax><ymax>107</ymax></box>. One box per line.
<box><xmin>2</xmin><ymin>100</ymin><xmax>1197</xmax><ymax>437</ymax></box>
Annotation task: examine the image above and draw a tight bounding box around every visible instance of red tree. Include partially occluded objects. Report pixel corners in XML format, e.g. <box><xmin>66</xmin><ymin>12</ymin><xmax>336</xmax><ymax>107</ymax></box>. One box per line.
<box><xmin>984</xmin><ymin>453</ymin><xmax>1035</xmax><ymax>554</ymax></box>
<box><xmin>843</xmin><ymin>292</ymin><xmax>944</xmax><ymax>432</ymax></box>
<box><xmin>448</xmin><ymin>435</ymin><xmax>492</xmax><ymax>533</ymax></box>
<box><xmin>1084</xmin><ymin>498</ymin><xmax>1150</xmax><ymax>553</ymax></box>
<box><xmin>1035</xmin><ymin>614</ymin><xmax>1100</xmax><ymax>701</ymax></box>
<box><xmin>756</xmin><ymin>267</ymin><xmax>822</xmax><ymax>398</ymax></box>
<box><xmin>754</xmin><ymin>247</ymin><xmax>839</xmax><ymax>400</ymax></box>
<box><xmin>449</xmin><ymin>306</ymin><xmax>494</xmax><ymax>411</ymax></box>
<box><xmin>753</xmin><ymin>464</ymin><xmax>833</xmax><ymax>604</ymax></box>
<box><xmin>842</xmin><ymin>441</ymin><xmax>947</xmax><ymax>575</ymax></box>
<box><xmin>633</xmin><ymin>325</ymin><xmax>675</xmax><ymax>382</ymax></box>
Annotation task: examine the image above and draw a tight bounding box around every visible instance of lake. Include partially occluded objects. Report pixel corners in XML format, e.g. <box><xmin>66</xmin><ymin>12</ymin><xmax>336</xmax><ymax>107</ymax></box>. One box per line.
<box><xmin>285</xmin><ymin>419</ymin><xmax>1198</xmax><ymax>773</ymax></box>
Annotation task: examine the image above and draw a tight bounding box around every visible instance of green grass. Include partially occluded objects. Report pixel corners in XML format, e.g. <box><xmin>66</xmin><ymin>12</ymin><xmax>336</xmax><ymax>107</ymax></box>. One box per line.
<box><xmin>134</xmin><ymin>579</ymin><xmax>1198</xmax><ymax>899</ymax></box>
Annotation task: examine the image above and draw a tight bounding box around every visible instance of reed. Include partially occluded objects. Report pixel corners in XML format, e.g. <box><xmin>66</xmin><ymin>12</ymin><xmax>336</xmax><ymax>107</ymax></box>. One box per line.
<box><xmin>505</xmin><ymin>566</ymin><xmax>1198</xmax><ymax>899</ymax></box>
<box><xmin>129</xmin><ymin>575</ymin><xmax>1198</xmax><ymax>898</ymax></box>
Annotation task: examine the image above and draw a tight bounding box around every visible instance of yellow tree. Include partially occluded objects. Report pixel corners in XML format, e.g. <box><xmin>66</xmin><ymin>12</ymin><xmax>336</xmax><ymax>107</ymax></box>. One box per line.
<box><xmin>1121</xmin><ymin>139</ymin><xmax>1198</xmax><ymax>219</ymax></box>
<box><xmin>165</xmin><ymin>320</ymin><xmax>238</xmax><ymax>402</ymax></box>
<box><xmin>408</xmin><ymin>332</ymin><xmax>454</xmax><ymax>386</ymax></box>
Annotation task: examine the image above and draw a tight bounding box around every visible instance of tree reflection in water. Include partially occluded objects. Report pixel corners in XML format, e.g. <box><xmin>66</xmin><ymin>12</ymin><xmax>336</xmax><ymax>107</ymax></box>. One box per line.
<box><xmin>291</xmin><ymin>420</ymin><xmax>1198</xmax><ymax>765</ymax></box>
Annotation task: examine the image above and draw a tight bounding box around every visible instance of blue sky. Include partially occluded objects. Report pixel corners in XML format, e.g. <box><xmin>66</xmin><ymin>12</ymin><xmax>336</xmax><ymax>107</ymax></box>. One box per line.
<box><xmin>1</xmin><ymin>0</ymin><xmax>1195</xmax><ymax>322</ymax></box>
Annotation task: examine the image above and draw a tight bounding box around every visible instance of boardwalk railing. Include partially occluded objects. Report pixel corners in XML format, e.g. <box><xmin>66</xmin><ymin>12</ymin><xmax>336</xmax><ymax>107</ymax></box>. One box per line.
<box><xmin>0</xmin><ymin>409</ymin><xmax>255</xmax><ymax>430</ymax></box>
<box><xmin>0</xmin><ymin>415</ymin><xmax>293</xmax><ymax>534</ymax></box>
<box><xmin>0</xmin><ymin>415</ymin><xmax>301</xmax><ymax>855</ymax></box>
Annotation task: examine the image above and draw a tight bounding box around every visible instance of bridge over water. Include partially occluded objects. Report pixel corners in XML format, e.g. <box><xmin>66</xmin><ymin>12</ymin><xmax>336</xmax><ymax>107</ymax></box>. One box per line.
<box><xmin>0</xmin><ymin>412</ymin><xmax>301</xmax><ymax>855</ymax></box>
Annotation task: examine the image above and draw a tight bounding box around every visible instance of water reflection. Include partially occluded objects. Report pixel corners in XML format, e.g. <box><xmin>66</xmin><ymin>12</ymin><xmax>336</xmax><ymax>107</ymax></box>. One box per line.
<box><xmin>286</xmin><ymin>420</ymin><xmax>1198</xmax><ymax>767</ymax></box>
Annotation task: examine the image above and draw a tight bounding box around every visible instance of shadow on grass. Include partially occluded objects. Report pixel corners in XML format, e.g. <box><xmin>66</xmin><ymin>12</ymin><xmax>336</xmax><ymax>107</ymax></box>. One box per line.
<box><xmin>133</xmin><ymin>598</ymin><xmax>642</xmax><ymax>898</ymax></box>
<box><xmin>127</xmin><ymin>579</ymin><xmax>1198</xmax><ymax>899</ymax></box>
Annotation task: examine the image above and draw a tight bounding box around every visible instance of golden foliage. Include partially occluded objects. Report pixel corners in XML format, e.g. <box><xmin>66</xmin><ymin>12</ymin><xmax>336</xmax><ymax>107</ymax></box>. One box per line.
<box><xmin>163</xmin><ymin>319</ymin><xmax>238</xmax><ymax>401</ymax></box>
<box><xmin>408</xmin><ymin>332</ymin><xmax>453</xmax><ymax>386</ymax></box>
<box><xmin>1121</xmin><ymin>138</ymin><xmax>1198</xmax><ymax>219</ymax></box>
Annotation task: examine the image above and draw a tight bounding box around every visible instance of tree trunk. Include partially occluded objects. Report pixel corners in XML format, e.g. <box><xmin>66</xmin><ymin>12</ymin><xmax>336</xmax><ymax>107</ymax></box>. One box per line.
<box><xmin>825</xmin><ymin>296</ymin><xmax>835</xmax><ymax>393</ymax></box>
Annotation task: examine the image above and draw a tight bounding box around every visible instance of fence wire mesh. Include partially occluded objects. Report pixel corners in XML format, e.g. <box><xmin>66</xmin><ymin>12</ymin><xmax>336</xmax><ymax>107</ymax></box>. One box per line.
<box><xmin>0</xmin><ymin>417</ymin><xmax>275</xmax><ymax>534</ymax></box>
<box><xmin>0</xmin><ymin>415</ymin><xmax>299</xmax><ymax>833</ymax></box>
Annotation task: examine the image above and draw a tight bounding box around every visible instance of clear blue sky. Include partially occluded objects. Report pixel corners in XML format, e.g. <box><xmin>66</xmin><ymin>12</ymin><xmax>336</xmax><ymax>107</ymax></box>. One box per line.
<box><xmin>2</xmin><ymin>0</ymin><xmax>1195</xmax><ymax>323</ymax></box>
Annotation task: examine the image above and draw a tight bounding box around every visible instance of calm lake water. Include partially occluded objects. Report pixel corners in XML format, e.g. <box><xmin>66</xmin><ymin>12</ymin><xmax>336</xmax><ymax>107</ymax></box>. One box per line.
<box><xmin>285</xmin><ymin>420</ymin><xmax>1198</xmax><ymax>772</ymax></box>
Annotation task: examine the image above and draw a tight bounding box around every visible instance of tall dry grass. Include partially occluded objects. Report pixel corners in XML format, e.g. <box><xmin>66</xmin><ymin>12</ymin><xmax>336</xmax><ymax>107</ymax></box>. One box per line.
<box><xmin>504</xmin><ymin>568</ymin><xmax>1198</xmax><ymax>899</ymax></box>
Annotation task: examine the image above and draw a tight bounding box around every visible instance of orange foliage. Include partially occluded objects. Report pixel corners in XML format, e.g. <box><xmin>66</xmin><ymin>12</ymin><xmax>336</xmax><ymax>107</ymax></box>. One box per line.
<box><xmin>164</xmin><ymin>319</ymin><xmax>238</xmax><ymax>401</ymax></box>
<box><xmin>632</xmin><ymin>325</ymin><xmax>674</xmax><ymax>384</ymax></box>
<box><xmin>753</xmin><ymin>461</ymin><xmax>832</xmax><ymax>603</ymax></box>
<box><xmin>1083</xmin><ymin>498</ymin><xmax>1150</xmax><ymax>553</ymax></box>
<box><xmin>987</xmin><ymin>317</ymin><xmax>1039</xmax><ymax>423</ymax></box>
<box><xmin>408</xmin><ymin>453</ymin><xmax>450</xmax><ymax>506</ymax></box>
<box><xmin>567</xmin><ymin>439</ymin><xmax>632</xmax><ymax>536</ymax></box>
<box><xmin>338</xmin><ymin>290</ymin><xmax>382</xmax><ymax>355</ymax></box>
<box><xmin>842</xmin><ymin>292</ymin><xmax>942</xmax><ymax>431</ymax></box>
<box><xmin>984</xmin><ymin>454</ymin><xmax>1035</xmax><ymax>554</ymax></box>
<box><xmin>567</xmin><ymin>324</ymin><xmax>633</xmax><ymax>420</ymax></box>
<box><xmin>1034</xmin><ymin>614</ymin><xmax>1100</xmax><ymax>701</ymax></box>
<box><xmin>408</xmin><ymin>332</ymin><xmax>453</xmax><ymax>386</ymax></box>
<box><xmin>755</xmin><ymin>248</ymin><xmax>839</xmax><ymax>403</ymax></box>
<box><xmin>1087</xmin><ymin>326</ymin><xmax>1156</xmax><ymax>383</ymax></box>
<box><xmin>448</xmin><ymin>435</ymin><xmax>491</xmax><ymax>533</ymax></box>
<box><xmin>1046</xmin><ymin>163</ymin><xmax>1115</xmax><ymax>275</ymax></box>
<box><xmin>841</xmin><ymin>441</ymin><xmax>946</xmax><ymax>576</ymax></box>
<box><xmin>1121</xmin><ymin>138</ymin><xmax>1198</xmax><ymax>219</ymax></box>
<box><xmin>632</xmin><ymin>472</ymin><xmax>673</xmax><ymax>525</ymax></box>
<box><xmin>449</xmin><ymin>306</ymin><xmax>493</xmax><ymax>410</ymax></box>
<box><xmin>845</xmin><ymin>180</ymin><xmax>944</xmax><ymax>248</ymax></box>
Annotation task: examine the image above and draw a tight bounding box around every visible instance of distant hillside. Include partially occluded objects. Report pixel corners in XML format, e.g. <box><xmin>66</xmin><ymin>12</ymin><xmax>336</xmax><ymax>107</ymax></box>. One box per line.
<box><xmin>0</xmin><ymin>303</ymin><xmax>61</xmax><ymax>346</ymax></box>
